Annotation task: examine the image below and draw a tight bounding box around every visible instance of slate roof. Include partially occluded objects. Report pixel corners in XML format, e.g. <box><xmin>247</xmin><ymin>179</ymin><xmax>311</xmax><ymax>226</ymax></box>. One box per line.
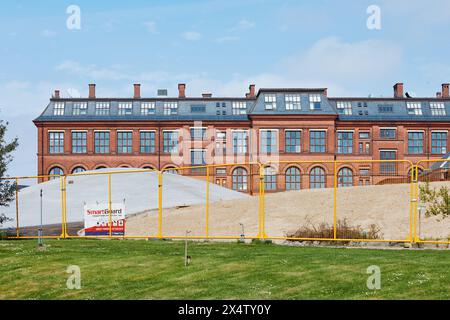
<box><xmin>34</xmin><ymin>88</ymin><xmax>450</xmax><ymax>122</ymax></box>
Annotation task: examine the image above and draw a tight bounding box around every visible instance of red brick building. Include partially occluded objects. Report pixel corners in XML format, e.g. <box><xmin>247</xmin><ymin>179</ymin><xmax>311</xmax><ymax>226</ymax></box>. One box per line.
<box><xmin>34</xmin><ymin>82</ymin><xmax>450</xmax><ymax>193</ymax></box>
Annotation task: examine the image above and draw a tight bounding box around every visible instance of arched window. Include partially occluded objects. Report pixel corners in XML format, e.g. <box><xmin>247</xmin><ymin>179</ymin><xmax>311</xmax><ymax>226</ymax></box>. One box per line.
<box><xmin>48</xmin><ymin>167</ymin><xmax>64</xmax><ymax>180</ymax></box>
<box><xmin>164</xmin><ymin>166</ymin><xmax>179</xmax><ymax>174</ymax></box>
<box><xmin>310</xmin><ymin>167</ymin><xmax>325</xmax><ymax>189</ymax></box>
<box><xmin>95</xmin><ymin>166</ymin><xmax>107</xmax><ymax>170</ymax></box>
<box><xmin>285</xmin><ymin>167</ymin><xmax>301</xmax><ymax>190</ymax></box>
<box><xmin>232</xmin><ymin>167</ymin><xmax>248</xmax><ymax>191</ymax></box>
<box><xmin>142</xmin><ymin>166</ymin><xmax>154</xmax><ymax>170</ymax></box>
<box><xmin>264</xmin><ymin>167</ymin><xmax>277</xmax><ymax>191</ymax></box>
<box><xmin>71</xmin><ymin>166</ymin><xmax>86</xmax><ymax>174</ymax></box>
<box><xmin>338</xmin><ymin>167</ymin><xmax>353</xmax><ymax>187</ymax></box>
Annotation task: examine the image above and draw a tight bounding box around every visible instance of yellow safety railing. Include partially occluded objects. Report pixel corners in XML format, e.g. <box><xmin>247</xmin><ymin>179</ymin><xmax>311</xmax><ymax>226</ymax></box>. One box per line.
<box><xmin>3</xmin><ymin>159</ymin><xmax>450</xmax><ymax>244</ymax></box>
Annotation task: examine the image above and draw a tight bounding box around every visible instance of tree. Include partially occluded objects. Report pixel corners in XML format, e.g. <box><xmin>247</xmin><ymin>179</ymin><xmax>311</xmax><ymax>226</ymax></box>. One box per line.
<box><xmin>0</xmin><ymin>120</ymin><xmax>18</xmax><ymax>226</ymax></box>
<box><xmin>419</xmin><ymin>182</ymin><xmax>450</xmax><ymax>220</ymax></box>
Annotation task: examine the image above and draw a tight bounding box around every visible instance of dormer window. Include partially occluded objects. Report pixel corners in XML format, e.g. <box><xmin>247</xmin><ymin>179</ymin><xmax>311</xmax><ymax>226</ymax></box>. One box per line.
<box><xmin>141</xmin><ymin>102</ymin><xmax>155</xmax><ymax>115</ymax></box>
<box><xmin>285</xmin><ymin>94</ymin><xmax>301</xmax><ymax>110</ymax></box>
<box><xmin>232</xmin><ymin>101</ymin><xmax>246</xmax><ymax>115</ymax></box>
<box><xmin>118</xmin><ymin>102</ymin><xmax>133</xmax><ymax>115</ymax></box>
<box><xmin>309</xmin><ymin>94</ymin><xmax>321</xmax><ymax>110</ymax></box>
<box><xmin>430</xmin><ymin>102</ymin><xmax>446</xmax><ymax>116</ymax></box>
<box><xmin>72</xmin><ymin>102</ymin><xmax>87</xmax><ymax>115</ymax></box>
<box><xmin>406</xmin><ymin>102</ymin><xmax>422</xmax><ymax>115</ymax></box>
<box><xmin>53</xmin><ymin>102</ymin><xmax>65</xmax><ymax>116</ymax></box>
<box><xmin>336</xmin><ymin>101</ymin><xmax>352</xmax><ymax>115</ymax></box>
<box><xmin>264</xmin><ymin>94</ymin><xmax>277</xmax><ymax>110</ymax></box>
<box><xmin>95</xmin><ymin>102</ymin><xmax>110</xmax><ymax>115</ymax></box>
<box><xmin>163</xmin><ymin>102</ymin><xmax>178</xmax><ymax>115</ymax></box>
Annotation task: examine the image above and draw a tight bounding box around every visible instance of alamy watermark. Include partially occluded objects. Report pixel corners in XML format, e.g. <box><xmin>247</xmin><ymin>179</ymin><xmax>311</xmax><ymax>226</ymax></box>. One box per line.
<box><xmin>66</xmin><ymin>5</ymin><xmax>81</xmax><ymax>30</ymax></box>
<box><xmin>366</xmin><ymin>265</ymin><xmax>381</xmax><ymax>290</ymax></box>
<box><xmin>66</xmin><ymin>265</ymin><xmax>81</xmax><ymax>290</ymax></box>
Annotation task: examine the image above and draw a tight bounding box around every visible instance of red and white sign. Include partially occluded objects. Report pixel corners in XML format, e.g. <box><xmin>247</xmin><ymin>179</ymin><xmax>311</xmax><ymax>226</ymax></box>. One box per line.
<box><xmin>83</xmin><ymin>202</ymin><xmax>126</xmax><ymax>236</ymax></box>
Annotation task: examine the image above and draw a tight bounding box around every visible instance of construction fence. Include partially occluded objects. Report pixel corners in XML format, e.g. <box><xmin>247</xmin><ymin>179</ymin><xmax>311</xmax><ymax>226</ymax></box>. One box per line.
<box><xmin>2</xmin><ymin>159</ymin><xmax>450</xmax><ymax>244</ymax></box>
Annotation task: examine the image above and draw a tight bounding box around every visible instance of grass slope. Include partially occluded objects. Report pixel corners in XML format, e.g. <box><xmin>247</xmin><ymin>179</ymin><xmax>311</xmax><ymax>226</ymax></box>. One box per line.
<box><xmin>0</xmin><ymin>239</ymin><xmax>449</xmax><ymax>299</ymax></box>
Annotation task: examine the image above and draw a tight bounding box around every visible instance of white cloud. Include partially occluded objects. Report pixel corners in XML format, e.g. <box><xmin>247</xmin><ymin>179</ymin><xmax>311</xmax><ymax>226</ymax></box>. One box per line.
<box><xmin>143</xmin><ymin>21</ymin><xmax>159</xmax><ymax>34</ymax></box>
<box><xmin>181</xmin><ymin>31</ymin><xmax>202</xmax><ymax>41</ymax></box>
<box><xmin>229</xmin><ymin>19</ymin><xmax>255</xmax><ymax>32</ymax></box>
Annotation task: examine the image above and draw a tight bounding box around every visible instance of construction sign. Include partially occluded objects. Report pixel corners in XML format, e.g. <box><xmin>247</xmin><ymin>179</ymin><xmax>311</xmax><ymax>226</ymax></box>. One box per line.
<box><xmin>83</xmin><ymin>202</ymin><xmax>126</xmax><ymax>236</ymax></box>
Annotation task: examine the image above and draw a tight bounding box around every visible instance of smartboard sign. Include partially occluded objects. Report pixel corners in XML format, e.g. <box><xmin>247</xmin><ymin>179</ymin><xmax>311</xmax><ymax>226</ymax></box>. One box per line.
<box><xmin>83</xmin><ymin>202</ymin><xmax>126</xmax><ymax>236</ymax></box>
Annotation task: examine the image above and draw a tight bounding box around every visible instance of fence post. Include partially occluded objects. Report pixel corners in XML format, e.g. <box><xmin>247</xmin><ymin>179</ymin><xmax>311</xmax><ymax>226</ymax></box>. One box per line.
<box><xmin>257</xmin><ymin>164</ymin><xmax>266</xmax><ymax>239</ymax></box>
<box><xmin>412</xmin><ymin>164</ymin><xmax>419</xmax><ymax>243</ymax></box>
<box><xmin>108</xmin><ymin>173</ymin><xmax>112</xmax><ymax>238</ymax></box>
<box><xmin>60</xmin><ymin>176</ymin><xmax>68</xmax><ymax>238</ymax></box>
<box><xmin>205</xmin><ymin>166</ymin><xmax>210</xmax><ymax>239</ymax></box>
<box><xmin>15</xmin><ymin>177</ymin><xmax>19</xmax><ymax>238</ymax></box>
<box><xmin>333</xmin><ymin>161</ymin><xmax>337</xmax><ymax>240</ymax></box>
<box><xmin>157</xmin><ymin>171</ymin><xmax>163</xmax><ymax>239</ymax></box>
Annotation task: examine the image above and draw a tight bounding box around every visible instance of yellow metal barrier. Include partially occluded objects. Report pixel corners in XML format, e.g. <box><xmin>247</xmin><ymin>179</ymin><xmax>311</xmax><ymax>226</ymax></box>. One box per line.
<box><xmin>2</xmin><ymin>160</ymin><xmax>449</xmax><ymax>244</ymax></box>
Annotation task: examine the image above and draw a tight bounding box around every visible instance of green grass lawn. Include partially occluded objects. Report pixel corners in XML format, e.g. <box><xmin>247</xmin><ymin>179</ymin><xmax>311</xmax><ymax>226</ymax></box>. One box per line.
<box><xmin>1</xmin><ymin>239</ymin><xmax>449</xmax><ymax>299</ymax></box>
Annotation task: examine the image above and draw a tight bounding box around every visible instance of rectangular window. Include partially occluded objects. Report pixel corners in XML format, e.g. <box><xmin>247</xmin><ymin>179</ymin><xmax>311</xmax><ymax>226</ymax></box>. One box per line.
<box><xmin>430</xmin><ymin>102</ymin><xmax>446</xmax><ymax>116</ymax></box>
<box><xmin>163</xmin><ymin>102</ymin><xmax>178</xmax><ymax>115</ymax></box>
<box><xmin>378</xmin><ymin>104</ymin><xmax>394</xmax><ymax>113</ymax></box>
<box><xmin>380</xmin><ymin>128</ymin><xmax>396</xmax><ymax>139</ymax></box>
<box><xmin>309</xmin><ymin>94</ymin><xmax>321</xmax><ymax>110</ymax></box>
<box><xmin>49</xmin><ymin>132</ymin><xmax>64</xmax><ymax>153</ymax></box>
<box><xmin>285</xmin><ymin>94</ymin><xmax>301</xmax><ymax>110</ymax></box>
<box><xmin>216</xmin><ymin>131</ymin><xmax>226</xmax><ymax>140</ymax></box>
<box><xmin>190</xmin><ymin>127</ymin><xmax>206</xmax><ymax>141</ymax></box>
<box><xmin>310</xmin><ymin>130</ymin><xmax>326</xmax><ymax>153</ymax></box>
<box><xmin>285</xmin><ymin>130</ymin><xmax>301</xmax><ymax>153</ymax></box>
<box><xmin>232</xmin><ymin>102</ymin><xmax>246</xmax><ymax>115</ymax></box>
<box><xmin>359</xmin><ymin>169</ymin><xmax>370</xmax><ymax>176</ymax></box>
<box><xmin>359</xmin><ymin>132</ymin><xmax>370</xmax><ymax>139</ymax></box>
<box><xmin>190</xmin><ymin>149</ymin><xmax>206</xmax><ymax>167</ymax></box>
<box><xmin>94</xmin><ymin>131</ymin><xmax>110</xmax><ymax>154</ymax></box>
<box><xmin>140</xmin><ymin>131</ymin><xmax>155</xmax><ymax>153</ymax></box>
<box><xmin>260</xmin><ymin>129</ymin><xmax>278</xmax><ymax>153</ymax></box>
<box><xmin>117</xmin><ymin>131</ymin><xmax>133</xmax><ymax>154</ymax></box>
<box><xmin>406</xmin><ymin>102</ymin><xmax>422</xmax><ymax>115</ymax></box>
<box><xmin>431</xmin><ymin>132</ymin><xmax>447</xmax><ymax>154</ymax></box>
<box><xmin>118</xmin><ymin>102</ymin><xmax>133</xmax><ymax>115</ymax></box>
<box><xmin>72</xmin><ymin>102</ymin><xmax>87</xmax><ymax>115</ymax></box>
<box><xmin>408</xmin><ymin>131</ymin><xmax>424</xmax><ymax>154</ymax></box>
<box><xmin>232</xmin><ymin>131</ymin><xmax>248</xmax><ymax>154</ymax></box>
<box><xmin>163</xmin><ymin>131</ymin><xmax>179</xmax><ymax>153</ymax></box>
<box><xmin>141</xmin><ymin>102</ymin><xmax>155</xmax><ymax>115</ymax></box>
<box><xmin>95</xmin><ymin>102</ymin><xmax>110</xmax><ymax>115</ymax></box>
<box><xmin>216</xmin><ymin>168</ymin><xmax>226</xmax><ymax>175</ymax></box>
<box><xmin>191</xmin><ymin>105</ymin><xmax>206</xmax><ymax>113</ymax></box>
<box><xmin>380</xmin><ymin>150</ymin><xmax>396</xmax><ymax>175</ymax></box>
<box><xmin>53</xmin><ymin>102</ymin><xmax>65</xmax><ymax>116</ymax></box>
<box><xmin>337</xmin><ymin>131</ymin><xmax>353</xmax><ymax>154</ymax></box>
<box><xmin>264</xmin><ymin>94</ymin><xmax>277</xmax><ymax>110</ymax></box>
<box><xmin>71</xmin><ymin>131</ymin><xmax>87</xmax><ymax>154</ymax></box>
<box><xmin>336</xmin><ymin>101</ymin><xmax>352</xmax><ymax>115</ymax></box>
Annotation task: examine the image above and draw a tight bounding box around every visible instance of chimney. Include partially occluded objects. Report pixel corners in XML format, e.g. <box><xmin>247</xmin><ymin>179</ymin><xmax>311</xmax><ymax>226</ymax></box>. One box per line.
<box><xmin>393</xmin><ymin>82</ymin><xmax>403</xmax><ymax>98</ymax></box>
<box><xmin>178</xmin><ymin>83</ymin><xmax>186</xmax><ymax>98</ymax></box>
<box><xmin>437</xmin><ymin>92</ymin><xmax>442</xmax><ymax>98</ymax></box>
<box><xmin>88</xmin><ymin>83</ymin><xmax>96</xmax><ymax>99</ymax></box>
<box><xmin>442</xmin><ymin>83</ymin><xmax>449</xmax><ymax>98</ymax></box>
<box><xmin>53</xmin><ymin>90</ymin><xmax>60</xmax><ymax>99</ymax></box>
<box><xmin>133</xmin><ymin>83</ymin><xmax>141</xmax><ymax>99</ymax></box>
<box><xmin>248</xmin><ymin>84</ymin><xmax>255</xmax><ymax>98</ymax></box>
<box><xmin>202</xmin><ymin>93</ymin><xmax>212</xmax><ymax>98</ymax></box>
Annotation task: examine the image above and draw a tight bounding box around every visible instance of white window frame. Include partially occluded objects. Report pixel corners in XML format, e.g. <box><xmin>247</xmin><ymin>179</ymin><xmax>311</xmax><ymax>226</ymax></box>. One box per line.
<box><xmin>285</xmin><ymin>94</ymin><xmax>301</xmax><ymax>110</ymax></box>
<box><xmin>264</xmin><ymin>94</ymin><xmax>277</xmax><ymax>110</ymax></box>
<box><xmin>53</xmin><ymin>102</ymin><xmax>65</xmax><ymax>116</ymax></box>
<box><xmin>336</xmin><ymin>101</ymin><xmax>352</xmax><ymax>115</ymax></box>
<box><xmin>406</xmin><ymin>102</ymin><xmax>423</xmax><ymax>115</ymax></box>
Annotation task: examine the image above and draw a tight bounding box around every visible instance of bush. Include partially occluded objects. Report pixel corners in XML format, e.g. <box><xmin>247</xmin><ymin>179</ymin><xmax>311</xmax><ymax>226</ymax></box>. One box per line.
<box><xmin>286</xmin><ymin>218</ymin><xmax>381</xmax><ymax>244</ymax></box>
<box><xmin>419</xmin><ymin>182</ymin><xmax>450</xmax><ymax>220</ymax></box>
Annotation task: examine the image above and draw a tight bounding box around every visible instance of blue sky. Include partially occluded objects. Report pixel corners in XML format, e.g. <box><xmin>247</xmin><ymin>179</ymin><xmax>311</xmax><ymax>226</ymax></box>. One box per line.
<box><xmin>1</xmin><ymin>0</ymin><xmax>450</xmax><ymax>176</ymax></box>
